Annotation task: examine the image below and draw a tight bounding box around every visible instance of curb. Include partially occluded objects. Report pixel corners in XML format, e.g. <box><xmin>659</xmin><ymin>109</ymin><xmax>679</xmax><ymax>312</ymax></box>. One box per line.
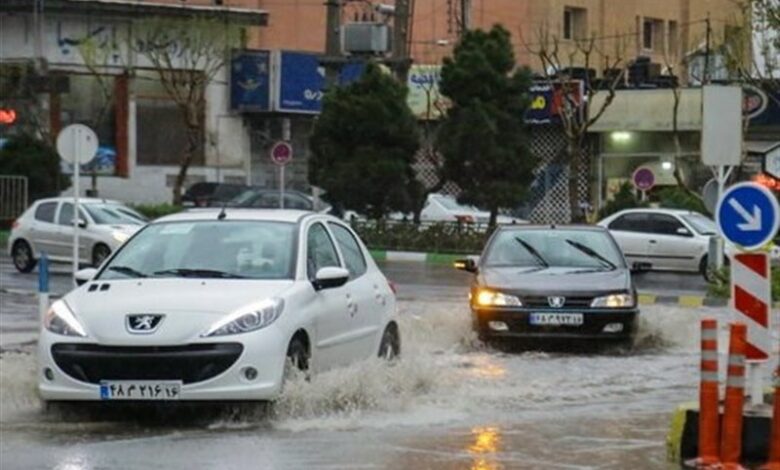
<box><xmin>370</xmin><ymin>250</ymin><xmax>465</xmax><ymax>265</ymax></box>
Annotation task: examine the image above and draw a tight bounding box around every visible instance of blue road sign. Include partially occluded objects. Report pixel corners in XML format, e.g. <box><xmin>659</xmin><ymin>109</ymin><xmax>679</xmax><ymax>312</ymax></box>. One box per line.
<box><xmin>716</xmin><ymin>182</ymin><xmax>780</xmax><ymax>250</ymax></box>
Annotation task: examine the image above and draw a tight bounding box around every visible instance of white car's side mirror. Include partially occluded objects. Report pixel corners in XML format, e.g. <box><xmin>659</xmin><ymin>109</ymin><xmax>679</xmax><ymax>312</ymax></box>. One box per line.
<box><xmin>313</xmin><ymin>267</ymin><xmax>350</xmax><ymax>291</ymax></box>
<box><xmin>75</xmin><ymin>268</ymin><xmax>98</xmax><ymax>286</ymax></box>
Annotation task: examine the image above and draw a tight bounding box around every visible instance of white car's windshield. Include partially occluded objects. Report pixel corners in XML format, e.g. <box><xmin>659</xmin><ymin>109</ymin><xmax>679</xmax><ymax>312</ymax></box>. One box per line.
<box><xmin>681</xmin><ymin>214</ymin><xmax>717</xmax><ymax>235</ymax></box>
<box><xmin>485</xmin><ymin>229</ymin><xmax>625</xmax><ymax>270</ymax></box>
<box><xmin>84</xmin><ymin>204</ymin><xmax>146</xmax><ymax>226</ymax></box>
<box><xmin>99</xmin><ymin>220</ymin><xmax>297</xmax><ymax>280</ymax></box>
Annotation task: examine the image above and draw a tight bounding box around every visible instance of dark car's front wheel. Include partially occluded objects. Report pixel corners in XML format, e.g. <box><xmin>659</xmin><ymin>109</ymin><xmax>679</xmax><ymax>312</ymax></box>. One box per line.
<box><xmin>11</xmin><ymin>240</ymin><xmax>37</xmax><ymax>273</ymax></box>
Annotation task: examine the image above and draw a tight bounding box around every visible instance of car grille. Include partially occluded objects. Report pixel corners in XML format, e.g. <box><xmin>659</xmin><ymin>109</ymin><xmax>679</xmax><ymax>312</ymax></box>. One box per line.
<box><xmin>52</xmin><ymin>343</ymin><xmax>243</xmax><ymax>385</ymax></box>
<box><xmin>521</xmin><ymin>296</ymin><xmax>594</xmax><ymax>309</ymax></box>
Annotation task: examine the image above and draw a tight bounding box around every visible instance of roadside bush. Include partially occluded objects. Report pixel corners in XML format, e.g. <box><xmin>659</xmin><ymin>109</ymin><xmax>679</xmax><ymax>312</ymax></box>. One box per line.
<box><xmin>0</xmin><ymin>134</ymin><xmax>69</xmax><ymax>202</ymax></box>
<box><xmin>599</xmin><ymin>182</ymin><xmax>647</xmax><ymax>219</ymax></box>
<box><xmin>352</xmin><ymin>221</ymin><xmax>492</xmax><ymax>254</ymax></box>
<box><xmin>707</xmin><ymin>265</ymin><xmax>780</xmax><ymax>302</ymax></box>
<box><xmin>657</xmin><ymin>186</ymin><xmax>709</xmax><ymax>215</ymax></box>
<box><xmin>132</xmin><ymin>203</ymin><xmax>182</xmax><ymax>220</ymax></box>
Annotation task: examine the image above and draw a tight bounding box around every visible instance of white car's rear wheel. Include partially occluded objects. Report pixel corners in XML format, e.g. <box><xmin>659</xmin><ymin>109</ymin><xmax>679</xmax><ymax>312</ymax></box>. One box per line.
<box><xmin>11</xmin><ymin>240</ymin><xmax>36</xmax><ymax>273</ymax></box>
<box><xmin>378</xmin><ymin>324</ymin><xmax>400</xmax><ymax>360</ymax></box>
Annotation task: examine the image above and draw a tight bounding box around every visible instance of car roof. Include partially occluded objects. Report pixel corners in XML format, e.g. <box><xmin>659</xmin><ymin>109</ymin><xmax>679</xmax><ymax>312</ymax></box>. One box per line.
<box><xmin>611</xmin><ymin>208</ymin><xmax>704</xmax><ymax>216</ymax></box>
<box><xmin>155</xmin><ymin>208</ymin><xmax>317</xmax><ymax>224</ymax></box>
<box><xmin>496</xmin><ymin>224</ymin><xmax>608</xmax><ymax>232</ymax></box>
<box><xmin>33</xmin><ymin>197</ymin><xmax>122</xmax><ymax>205</ymax></box>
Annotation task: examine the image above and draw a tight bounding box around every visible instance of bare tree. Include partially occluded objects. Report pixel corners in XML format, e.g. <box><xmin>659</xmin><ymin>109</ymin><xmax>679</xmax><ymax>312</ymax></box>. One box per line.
<box><xmin>524</xmin><ymin>29</ymin><xmax>629</xmax><ymax>222</ymax></box>
<box><xmin>133</xmin><ymin>16</ymin><xmax>242</xmax><ymax>204</ymax></box>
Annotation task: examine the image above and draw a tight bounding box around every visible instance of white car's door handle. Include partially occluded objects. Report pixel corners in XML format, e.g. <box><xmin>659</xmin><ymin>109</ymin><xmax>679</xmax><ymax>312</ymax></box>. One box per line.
<box><xmin>649</xmin><ymin>240</ymin><xmax>657</xmax><ymax>244</ymax></box>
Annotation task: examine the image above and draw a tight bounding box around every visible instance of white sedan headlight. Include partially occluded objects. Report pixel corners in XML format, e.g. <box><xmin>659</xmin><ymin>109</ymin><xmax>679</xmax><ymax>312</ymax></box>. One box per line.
<box><xmin>591</xmin><ymin>293</ymin><xmax>635</xmax><ymax>308</ymax></box>
<box><xmin>44</xmin><ymin>300</ymin><xmax>87</xmax><ymax>337</ymax></box>
<box><xmin>473</xmin><ymin>289</ymin><xmax>522</xmax><ymax>307</ymax></box>
<box><xmin>112</xmin><ymin>231</ymin><xmax>130</xmax><ymax>243</ymax></box>
<box><xmin>203</xmin><ymin>298</ymin><xmax>285</xmax><ymax>337</ymax></box>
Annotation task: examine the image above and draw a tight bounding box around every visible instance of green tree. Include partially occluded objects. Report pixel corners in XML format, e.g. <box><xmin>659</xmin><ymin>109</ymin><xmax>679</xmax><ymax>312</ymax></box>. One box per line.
<box><xmin>438</xmin><ymin>25</ymin><xmax>536</xmax><ymax>226</ymax></box>
<box><xmin>310</xmin><ymin>64</ymin><xmax>421</xmax><ymax>219</ymax></box>
<box><xmin>0</xmin><ymin>134</ymin><xmax>70</xmax><ymax>203</ymax></box>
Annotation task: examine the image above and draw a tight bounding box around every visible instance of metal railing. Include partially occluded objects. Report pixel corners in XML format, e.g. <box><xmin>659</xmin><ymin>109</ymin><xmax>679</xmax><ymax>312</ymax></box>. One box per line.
<box><xmin>0</xmin><ymin>175</ymin><xmax>28</xmax><ymax>222</ymax></box>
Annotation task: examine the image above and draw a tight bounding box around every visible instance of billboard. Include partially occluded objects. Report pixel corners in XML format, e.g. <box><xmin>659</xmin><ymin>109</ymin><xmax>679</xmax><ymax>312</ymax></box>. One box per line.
<box><xmin>230</xmin><ymin>50</ymin><xmax>271</xmax><ymax>112</ymax></box>
<box><xmin>525</xmin><ymin>81</ymin><xmax>584</xmax><ymax>125</ymax></box>
<box><xmin>407</xmin><ymin>65</ymin><xmax>449</xmax><ymax>120</ymax></box>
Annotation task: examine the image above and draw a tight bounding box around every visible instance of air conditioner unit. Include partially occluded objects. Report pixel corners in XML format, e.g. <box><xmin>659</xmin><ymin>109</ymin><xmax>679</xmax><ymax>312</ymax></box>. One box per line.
<box><xmin>341</xmin><ymin>23</ymin><xmax>391</xmax><ymax>55</ymax></box>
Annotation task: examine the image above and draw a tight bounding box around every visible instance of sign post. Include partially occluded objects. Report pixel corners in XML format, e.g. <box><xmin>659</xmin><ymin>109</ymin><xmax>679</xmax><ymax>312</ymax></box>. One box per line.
<box><xmin>56</xmin><ymin>124</ymin><xmax>99</xmax><ymax>285</ymax></box>
<box><xmin>716</xmin><ymin>182</ymin><xmax>780</xmax><ymax>406</ymax></box>
<box><xmin>270</xmin><ymin>141</ymin><xmax>293</xmax><ymax>208</ymax></box>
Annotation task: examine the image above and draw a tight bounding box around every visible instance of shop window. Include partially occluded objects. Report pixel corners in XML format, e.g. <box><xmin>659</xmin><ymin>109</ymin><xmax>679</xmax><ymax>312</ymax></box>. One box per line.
<box><xmin>59</xmin><ymin>74</ymin><xmax>118</xmax><ymax>175</ymax></box>
<box><xmin>135</xmin><ymin>73</ymin><xmax>204</xmax><ymax>167</ymax></box>
<box><xmin>564</xmin><ymin>7</ymin><xmax>588</xmax><ymax>40</ymax></box>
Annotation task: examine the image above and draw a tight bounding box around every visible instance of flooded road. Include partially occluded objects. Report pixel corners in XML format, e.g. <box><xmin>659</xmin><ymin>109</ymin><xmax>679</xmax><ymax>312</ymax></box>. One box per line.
<box><xmin>0</xmin><ymin>296</ymin><xmax>725</xmax><ymax>470</ymax></box>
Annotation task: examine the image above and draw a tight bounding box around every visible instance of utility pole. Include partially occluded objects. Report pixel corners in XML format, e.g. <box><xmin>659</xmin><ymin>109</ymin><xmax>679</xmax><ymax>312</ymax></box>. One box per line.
<box><xmin>704</xmin><ymin>12</ymin><xmax>711</xmax><ymax>84</ymax></box>
<box><xmin>460</xmin><ymin>0</ymin><xmax>471</xmax><ymax>35</ymax></box>
<box><xmin>393</xmin><ymin>0</ymin><xmax>412</xmax><ymax>81</ymax></box>
<box><xmin>324</xmin><ymin>0</ymin><xmax>342</xmax><ymax>85</ymax></box>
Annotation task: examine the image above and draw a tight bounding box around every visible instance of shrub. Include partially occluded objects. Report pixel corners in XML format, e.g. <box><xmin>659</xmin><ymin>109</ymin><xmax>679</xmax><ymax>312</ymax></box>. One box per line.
<box><xmin>132</xmin><ymin>203</ymin><xmax>182</xmax><ymax>220</ymax></box>
<box><xmin>352</xmin><ymin>221</ymin><xmax>491</xmax><ymax>254</ymax></box>
<box><xmin>707</xmin><ymin>264</ymin><xmax>780</xmax><ymax>302</ymax></box>
<box><xmin>599</xmin><ymin>182</ymin><xmax>647</xmax><ymax>219</ymax></box>
<box><xmin>0</xmin><ymin>134</ymin><xmax>70</xmax><ymax>202</ymax></box>
<box><xmin>657</xmin><ymin>186</ymin><xmax>709</xmax><ymax>215</ymax></box>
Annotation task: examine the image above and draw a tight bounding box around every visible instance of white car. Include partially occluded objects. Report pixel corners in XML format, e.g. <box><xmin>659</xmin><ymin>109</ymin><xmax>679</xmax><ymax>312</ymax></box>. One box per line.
<box><xmin>9</xmin><ymin>197</ymin><xmax>146</xmax><ymax>272</ymax></box>
<box><xmin>598</xmin><ymin>208</ymin><xmax>725</xmax><ymax>275</ymax></box>
<box><xmin>419</xmin><ymin>194</ymin><xmax>525</xmax><ymax>225</ymax></box>
<box><xmin>38</xmin><ymin>209</ymin><xmax>400</xmax><ymax>403</ymax></box>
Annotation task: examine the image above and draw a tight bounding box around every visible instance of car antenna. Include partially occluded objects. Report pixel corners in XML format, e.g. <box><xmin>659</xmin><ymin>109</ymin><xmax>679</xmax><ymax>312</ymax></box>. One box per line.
<box><xmin>217</xmin><ymin>202</ymin><xmax>228</xmax><ymax>220</ymax></box>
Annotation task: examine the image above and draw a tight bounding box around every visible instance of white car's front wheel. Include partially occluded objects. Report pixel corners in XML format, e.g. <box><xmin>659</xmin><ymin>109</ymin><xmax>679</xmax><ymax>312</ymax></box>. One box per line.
<box><xmin>283</xmin><ymin>335</ymin><xmax>310</xmax><ymax>383</ymax></box>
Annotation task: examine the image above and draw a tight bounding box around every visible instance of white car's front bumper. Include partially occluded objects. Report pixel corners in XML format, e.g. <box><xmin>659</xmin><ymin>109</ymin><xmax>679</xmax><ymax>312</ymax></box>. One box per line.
<box><xmin>38</xmin><ymin>326</ymin><xmax>289</xmax><ymax>402</ymax></box>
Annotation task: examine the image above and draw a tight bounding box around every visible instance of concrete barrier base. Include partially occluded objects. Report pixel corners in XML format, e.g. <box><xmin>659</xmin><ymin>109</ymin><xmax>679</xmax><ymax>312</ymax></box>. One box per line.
<box><xmin>667</xmin><ymin>400</ymin><xmax>774</xmax><ymax>467</ymax></box>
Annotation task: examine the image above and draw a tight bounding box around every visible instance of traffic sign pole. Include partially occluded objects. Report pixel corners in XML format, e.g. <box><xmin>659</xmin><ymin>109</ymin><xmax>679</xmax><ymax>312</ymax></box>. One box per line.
<box><xmin>72</xmin><ymin>128</ymin><xmax>80</xmax><ymax>284</ymax></box>
<box><xmin>279</xmin><ymin>165</ymin><xmax>285</xmax><ymax>209</ymax></box>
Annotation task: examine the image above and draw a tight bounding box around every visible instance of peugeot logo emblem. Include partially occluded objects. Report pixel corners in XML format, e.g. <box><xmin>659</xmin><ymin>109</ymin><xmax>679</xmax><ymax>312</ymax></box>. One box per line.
<box><xmin>547</xmin><ymin>296</ymin><xmax>566</xmax><ymax>308</ymax></box>
<box><xmin>126</xmin><ymin>314</ymin><xmax>164</xmax><ymax>334</ymax></box>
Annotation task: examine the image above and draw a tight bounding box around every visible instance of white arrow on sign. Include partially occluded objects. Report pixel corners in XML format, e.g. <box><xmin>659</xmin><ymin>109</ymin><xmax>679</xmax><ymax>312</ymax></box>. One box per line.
<box><xmin>728</xmin><ymin>198</ymin><xmax>762</xmax><ymax>231</ymax></box>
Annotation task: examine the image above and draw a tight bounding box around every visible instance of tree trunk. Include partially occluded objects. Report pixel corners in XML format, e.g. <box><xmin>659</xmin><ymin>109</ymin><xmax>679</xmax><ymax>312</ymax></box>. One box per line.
<box><xmin>172</xmin><ymin>125</ymin><xmax>201</xmax><ymax>205</ymax></box>
<box><xmin>488</xmin><ymin>206</ymin><xmax>498</xmax><ymax>228</ymax></box>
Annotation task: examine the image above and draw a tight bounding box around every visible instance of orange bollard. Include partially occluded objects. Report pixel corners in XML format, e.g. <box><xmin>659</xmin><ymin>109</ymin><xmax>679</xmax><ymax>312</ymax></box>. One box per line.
<box><xmin>761</xmin><ymin>367</ymin><xmax>780</xmax><ymax>470</ymax></box>
<box><xmin>692</xmin><ymin>318</ymin><xmax>722</xmax><ymax>468</ymax></box>
<box><xmin>721</xmin><ymin>323</ymin><xmax>748</xmax><ymax>470</ymax></box>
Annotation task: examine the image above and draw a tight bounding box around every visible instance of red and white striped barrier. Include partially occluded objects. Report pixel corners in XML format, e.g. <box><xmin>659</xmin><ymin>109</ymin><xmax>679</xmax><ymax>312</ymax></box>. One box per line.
<box><xmin>731</xmin><ymin>253</ymin><xmax>772</xmax><ymax>362</ymax></box>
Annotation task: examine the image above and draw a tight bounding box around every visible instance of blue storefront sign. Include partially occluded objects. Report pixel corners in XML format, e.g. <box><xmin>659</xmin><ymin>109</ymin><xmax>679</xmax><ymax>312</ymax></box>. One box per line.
<box><xmin>525</xmin><ymin>83</ymin><xmax>557</xmax><ymax>124</ymax></box>
<box><xmin>276</xmin><ymin>51</ymin><xmax>365</xmax><ymax>113</ymax></box>
<box><xmin>744</xmin><ymin>84</ymin><xmax>780</xmax><ymax>128</ymax></box>
<box><xmin>230</xmin><ymin>50</ymin><xmax>271</xmax><ymax>112</ymax></box>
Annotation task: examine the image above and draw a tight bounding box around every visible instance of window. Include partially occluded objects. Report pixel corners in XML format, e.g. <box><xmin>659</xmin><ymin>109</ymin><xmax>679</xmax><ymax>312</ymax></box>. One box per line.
<box><xmin>608</xmin><ymin>213</ymin><xmax>648</xmax><ymax>232</ymax></box>
<box><xmin>329</xmin><ymin>223</ymin><xmax>367</xmax><ymax>278</ymax></box>
<box><xmin>646</xmin><ymin>214</ymin><xmax>686</xmax><ymax>236</ymax></box>
<box><xmin>643</xmin><ymin>18</ymin><xmax>663</xmax><ymax>51</ymax></box>
<box><xmin>34</xmin><ymin>202</ymin><xmax>57</xmax><ymax>223</ymax></box>
<box><xmin>57</xmin><ymin>203</ymin><xmax>87</xmax><ymax>226</ymax></box>
<box><xmin>563</xmin><ymin>7</ymin><xmax>587</xmax><ymax>40</ymax></box>
<box><xmin>306</xmin><ymin>223</ymin><xmax>341</xmax><ymax>279</ymax></box>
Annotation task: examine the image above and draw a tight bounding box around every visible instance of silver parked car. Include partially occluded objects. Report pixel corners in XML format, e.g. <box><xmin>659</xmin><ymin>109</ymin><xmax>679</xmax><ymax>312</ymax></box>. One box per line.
<box><xmin>9</xmin><ymin>198</ymin><xmax>147</xmax><ymax>272</ymax></box>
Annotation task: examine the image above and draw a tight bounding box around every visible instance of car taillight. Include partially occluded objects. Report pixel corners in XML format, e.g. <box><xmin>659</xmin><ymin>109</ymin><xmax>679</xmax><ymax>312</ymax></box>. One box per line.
<box><xmin>11</xmin><ymin>220</ymin><xmax>19</xmax><ymax>230</ymax></box>
<box><xmin>388</xmin><ymin>281</ymin><xmax>398</xmax><ymax>295</ymax></box>
<box><xmin>455</xmin><ymin>215</ymin><xmax>475</xmax><ymax>224</ymax></box>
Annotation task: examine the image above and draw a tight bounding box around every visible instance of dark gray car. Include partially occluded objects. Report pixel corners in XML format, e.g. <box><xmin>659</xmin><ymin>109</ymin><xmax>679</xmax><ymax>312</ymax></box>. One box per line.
<box><xmin>456</xmin><ymin>225</ymin><xmax>640</xmax><ymax>345</ymax></box>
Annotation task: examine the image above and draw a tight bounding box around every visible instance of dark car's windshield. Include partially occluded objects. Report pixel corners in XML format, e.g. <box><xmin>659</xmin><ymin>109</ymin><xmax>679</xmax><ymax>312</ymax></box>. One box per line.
<box><xmin>484</xmin><ymin>229</ymin><xmax>625</xmax><ymax>270</ymax></box>
<box><xmin>99</xmin><ymin>220</ymin><xmax>297</xmax><ymax>280</ymax></box>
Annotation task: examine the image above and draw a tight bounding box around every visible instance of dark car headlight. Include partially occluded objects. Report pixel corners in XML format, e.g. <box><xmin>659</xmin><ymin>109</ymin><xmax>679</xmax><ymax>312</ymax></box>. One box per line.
<box><xmin>472</xmin><ymin>289</ymin><xmax>522</xmax><ymax>307</ymax></box>
<box><xmin>591</xmin><ymin>293</ymin><xmax>635</xmax><ymax>308</ymax></box>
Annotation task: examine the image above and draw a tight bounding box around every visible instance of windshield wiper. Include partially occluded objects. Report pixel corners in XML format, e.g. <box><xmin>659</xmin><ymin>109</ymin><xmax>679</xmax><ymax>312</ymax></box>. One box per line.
<box><xmin>514</xmin><ymin>237</ymin><xmax>549</xmax><ymax>268</ymax></box>
<box><xmin>565</xmin><ymin>239</ymin><xmax>617</xmax><ymax>270</ymax></box>
<box><xmin>107</xmin><ymin>265</ymin><xmax>147</xmax><ymax>278</ymax></box>
<box><xmin>153</xmin><ymin>268</ymin><xmax>247</xmax><ymax>279</ymax></box>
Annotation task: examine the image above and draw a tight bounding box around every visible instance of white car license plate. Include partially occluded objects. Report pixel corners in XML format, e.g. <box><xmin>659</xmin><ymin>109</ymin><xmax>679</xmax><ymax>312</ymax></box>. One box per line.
<box><xmin>529</xmin><ymin>313</ymin><xmax>584</xmax><ymax>326</ymax></box>
<box><xmin>99</xmin><ymin>380</ymin><xmax>182</xmax><ymax>400</ymax></box>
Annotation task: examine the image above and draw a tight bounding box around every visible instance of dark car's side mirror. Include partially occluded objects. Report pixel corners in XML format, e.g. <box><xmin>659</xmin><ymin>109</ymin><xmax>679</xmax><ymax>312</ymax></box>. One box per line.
<box><xmin>313</xmin><ymin>267</ymin><xmax>350</xmax><ymax>291</ymax></box>
<box><xmin>631</xmin><ymin>262</ymin><xmax>652</xmax><ymax>274</ymax></box>
<box><xmin>454</xmin><ymin>258</ymin><xmax>478</xmax><ymax>273</ymax></box>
